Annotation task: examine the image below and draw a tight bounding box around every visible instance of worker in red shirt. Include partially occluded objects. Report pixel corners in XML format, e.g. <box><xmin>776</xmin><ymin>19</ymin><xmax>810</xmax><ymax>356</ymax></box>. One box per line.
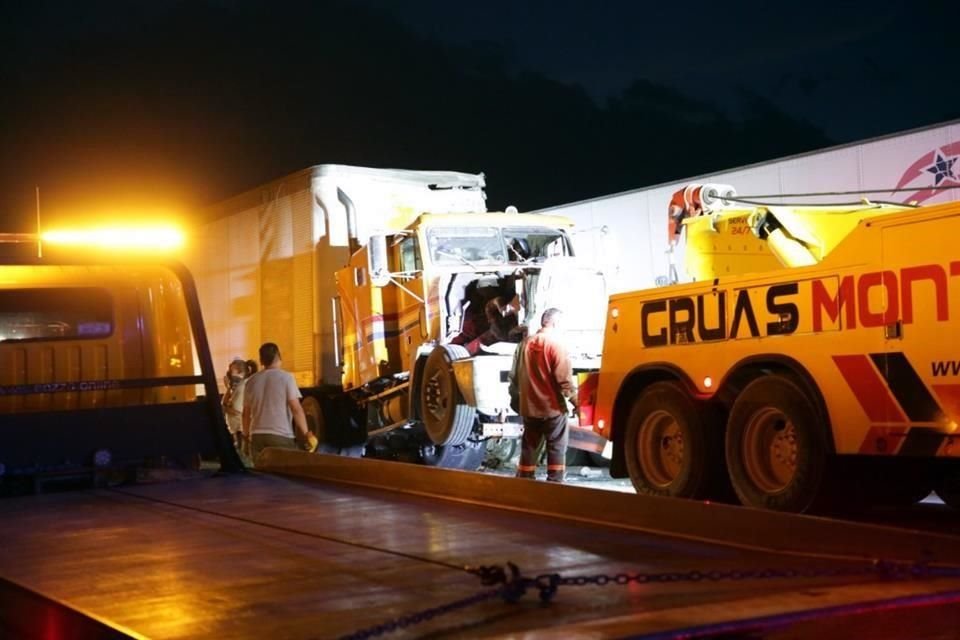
<box><xmin>510</xmin><ymin>308</ymin><xmax>577</xmax><ymax>482</ymax></box>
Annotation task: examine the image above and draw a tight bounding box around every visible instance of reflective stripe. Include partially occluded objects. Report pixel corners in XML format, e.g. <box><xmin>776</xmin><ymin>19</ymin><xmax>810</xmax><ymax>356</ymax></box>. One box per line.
<box><xmin>858</xmin><ymin>426</ymin><xmax>908</xmax><ymax>454</ymax></box>
<box><xmin>547</xmin><ymin>464</ymin><xmax>565</xmax><ymax>471</ymax></box>
<box><xmin>516</xmin><ymin>464</ymin><xmax>537</xmax><ymax>472</ymax></box>
<box><xmin>833</xmin><ymin>354</ymin><xmax>906</xmax><ymax>423</ymax></box>
<box><xmin>0</xmin><ymin>375</ymin><xmax>203</xmax><ymax>396</ymax></box>
<box><xmin>872</xmin><ymin>352</ymin><xmax>945</xmax><ymax>423</ymax></box>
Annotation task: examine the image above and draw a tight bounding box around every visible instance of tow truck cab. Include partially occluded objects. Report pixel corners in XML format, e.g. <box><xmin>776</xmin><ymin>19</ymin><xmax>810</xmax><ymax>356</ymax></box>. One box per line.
<box><xmin>0</xmin><ymin>245</ymin><xmax>239</xmax><ymax>484</ymax></box>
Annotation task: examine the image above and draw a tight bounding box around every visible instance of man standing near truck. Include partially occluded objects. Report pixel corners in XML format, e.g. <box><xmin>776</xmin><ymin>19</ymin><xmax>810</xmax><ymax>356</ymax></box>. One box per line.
<box><xmin>512</xmin><ymin>308</ymin><xmax>577</xmax><ymax>483</ymax></box>
<box><xmin>242</xmin><ymin>342</ymin><xmax>318</xmax><ymax>464</ymax></box>
<box><xmin>222</xmin><ymin>357</ymin><xmax>248</xmax><ymax>449</ymax></box>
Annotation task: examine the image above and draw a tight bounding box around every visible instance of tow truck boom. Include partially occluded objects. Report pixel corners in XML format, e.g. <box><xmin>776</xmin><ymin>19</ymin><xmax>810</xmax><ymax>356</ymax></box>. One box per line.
<box><xmin>669</xmin><ymin>183</ymin><xmax>914</xmax><ymax>276</ymax></box>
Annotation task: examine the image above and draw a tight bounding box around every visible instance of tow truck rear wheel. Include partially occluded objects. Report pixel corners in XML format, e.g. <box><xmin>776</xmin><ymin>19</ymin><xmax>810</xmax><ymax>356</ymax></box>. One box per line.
<box><xmin>303</xmin><ymin>396</ymin><xmax>326</xmax><ymax>443</ymax></box>
<box><xmin>623</xmin><ymin>381</ymin><xmax>722</xmax><ymax>499</ymax></box>
<box><xmin>420</xmin><ymin>344</ymin><xmax>476</xmax><ymax>447</ymax></box>
<box><xmin>726</xmin><ymin>375</ymin><xmax>825</xmax><ymax>512</ymax></box>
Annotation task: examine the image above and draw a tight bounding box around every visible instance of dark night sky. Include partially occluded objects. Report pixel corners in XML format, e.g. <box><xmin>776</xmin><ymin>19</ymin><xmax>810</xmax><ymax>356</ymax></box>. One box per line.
<box><xmin>361</xmin><ymin>0</ymin><xmax>953</xmax><ymax>139</ymax></box>
<box><xmin>0</xmin><ymin>0</ymin><xmax>955</xmax><ymax>230</ymax></box>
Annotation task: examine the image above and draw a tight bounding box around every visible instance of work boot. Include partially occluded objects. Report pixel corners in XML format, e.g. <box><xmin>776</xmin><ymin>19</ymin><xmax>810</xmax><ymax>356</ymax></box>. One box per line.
<box><xmin>516</xmin><ymin>464</ymin><xmax>536</xmax><ymax>479</ymax></box>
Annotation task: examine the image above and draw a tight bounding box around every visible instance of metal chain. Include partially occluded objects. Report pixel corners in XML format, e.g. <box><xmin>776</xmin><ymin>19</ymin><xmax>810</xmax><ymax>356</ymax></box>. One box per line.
<box><xmin>340</xmin><ymin>558</ymin><xmax>960</xmax><ymax>639</ymax></box>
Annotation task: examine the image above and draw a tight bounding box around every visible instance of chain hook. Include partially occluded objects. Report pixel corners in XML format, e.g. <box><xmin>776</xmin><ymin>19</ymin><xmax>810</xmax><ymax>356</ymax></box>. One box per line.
<box><xmin>470</xmin><ymin>564</ymin><xmax>508</xmax><ymax>586</ymax></box>
<box><xmin>535</xmin><ymin>573</ymin><xmax>561</xmax><ymax>603</ymax></box>
<box><xmin>500</xmin><ymin>562</ymin><xmax>527</xmax><ymax>603</ymax></box>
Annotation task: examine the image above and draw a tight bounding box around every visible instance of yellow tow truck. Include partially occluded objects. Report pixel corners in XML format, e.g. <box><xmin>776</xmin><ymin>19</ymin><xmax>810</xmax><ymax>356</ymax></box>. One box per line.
<box><xmin>590</xmin><ymin>184</ymin><xmax>960</xmax><ymax>512</ymax></box>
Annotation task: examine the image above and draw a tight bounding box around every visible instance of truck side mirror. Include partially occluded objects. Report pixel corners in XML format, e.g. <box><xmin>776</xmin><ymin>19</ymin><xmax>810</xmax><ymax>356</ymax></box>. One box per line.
<box><xmin>367</xmin><ymin>234</ymin><xmax>391</xmax><ymax>287</ymax></box>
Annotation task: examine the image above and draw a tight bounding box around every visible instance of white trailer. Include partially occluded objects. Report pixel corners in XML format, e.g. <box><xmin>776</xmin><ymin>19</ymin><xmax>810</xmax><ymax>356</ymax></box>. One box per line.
<box><xmin>541</xmin><ymin>119</ymin><xmax>960</xmax><ymax>293</ymax></box>
<box><xmin>184</xmin><ymin>165</ymin><xmax>487</xmax><ymax>392</ymax></box>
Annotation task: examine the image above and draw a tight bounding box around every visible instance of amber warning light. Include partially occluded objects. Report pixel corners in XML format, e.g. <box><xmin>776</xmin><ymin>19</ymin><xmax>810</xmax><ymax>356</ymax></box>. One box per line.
<box><xmin>41</xmin><ymin>226</ymin><xmax>185</xmax><ymax>251</ymax></box>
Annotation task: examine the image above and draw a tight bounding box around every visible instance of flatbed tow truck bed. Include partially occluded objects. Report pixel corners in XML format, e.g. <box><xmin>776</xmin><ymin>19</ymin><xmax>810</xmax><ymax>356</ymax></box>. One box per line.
<box><xmin>2</xmin><ymin>451</ymin><xmax>960</xmax><ymax>640</ymax></box>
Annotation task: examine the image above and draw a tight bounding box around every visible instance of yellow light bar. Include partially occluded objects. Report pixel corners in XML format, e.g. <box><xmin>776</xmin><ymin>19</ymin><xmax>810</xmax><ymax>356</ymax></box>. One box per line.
<box><xmin>41</xmin><ymin>226</ymin><xmax>184</xmax><ymax>251</ymax></box>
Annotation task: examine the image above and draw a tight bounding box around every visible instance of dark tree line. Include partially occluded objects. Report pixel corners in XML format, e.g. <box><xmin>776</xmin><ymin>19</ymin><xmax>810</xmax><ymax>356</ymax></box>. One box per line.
<box><xmin>0</xmin><ymin>0</ymin><xmax>832</xmax><ymax>223</ymax></box>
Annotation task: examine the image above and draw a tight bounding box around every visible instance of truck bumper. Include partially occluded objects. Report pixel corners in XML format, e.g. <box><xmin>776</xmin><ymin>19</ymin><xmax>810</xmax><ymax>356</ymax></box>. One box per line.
<box><xmin>482</xmin><ymin>419</ymin><xmax>611</xmax><ymax>458</ymax></box>
<box><xmin>482</xmin><ymin>422</ymin><xmax>523</xmax><ymax>438</ymax></box>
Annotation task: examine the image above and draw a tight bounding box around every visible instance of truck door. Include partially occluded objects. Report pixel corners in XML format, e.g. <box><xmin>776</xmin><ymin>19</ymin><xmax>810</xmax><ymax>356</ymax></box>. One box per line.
<box><xmin>390</xmin><ymin>234</ymin><xmax>427</xmax><ymax>368</ymax></box>
<box><xmin>880</xmin><ymin>218</ymin><xmax>958</xmax><ymax>456</ymax></box>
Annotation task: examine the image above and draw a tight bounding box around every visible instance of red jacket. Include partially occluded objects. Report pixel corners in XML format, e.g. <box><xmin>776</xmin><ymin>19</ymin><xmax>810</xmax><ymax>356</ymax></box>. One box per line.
<box><xmin>516</xmin><ymin>327</ymin><xmax>575</xmax><ymax>418</ymax></box>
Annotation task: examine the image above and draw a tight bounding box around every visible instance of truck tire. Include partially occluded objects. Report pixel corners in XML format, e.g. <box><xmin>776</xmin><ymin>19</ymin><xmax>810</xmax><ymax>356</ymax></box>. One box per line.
<box><xmin>484</xmin><ymin>437</ymin><xmax>519</xmax><ymax>469</ymax></box>
<box><xmin>564</xmin><ymin>448</ymin><xmax>588</xmax><ymax>467</ymax></box>
<box><xmin>422</xmin><ymin>440</ymin><xmax>485</xmax><ymax>470</ymax></box>
<box><xmin>725</xmin><ymin>375</ymin><xmax>826</xmax><ymax>512</ymax></box>
<box><xmin>586</xmin><ymin>451</ymin><xmax>610</xmax><ymax>468</ymax></box>
<box><xmin>420</xmin><ymin>344</ymin><xmax>476</xmax><ymax>446</ymax></box>
<box><xmin>303</xmin><ymin>396</ymin><xmax>326</xmax><ymax>443</ymax></box>
<box><xmin>623</xmin><ymin>381</ymin><xmax>722</xmax><ymax>499</ymax></box>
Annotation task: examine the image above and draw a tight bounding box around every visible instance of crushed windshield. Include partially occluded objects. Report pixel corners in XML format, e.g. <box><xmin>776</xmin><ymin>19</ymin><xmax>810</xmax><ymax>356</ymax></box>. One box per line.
<box><xmin>503</xmin><ymin>228</ymin><xmax>569</xmax><ymax>261</ymax></box>
<box><xmin>428</xmin><ymin>227</ymin><xmax>504</xmax><ymax>265</ymax></box>
<box><xmin>427</xmin><ymin>226</ymin><xmax>570</xmax><ymax>265</ymax></box>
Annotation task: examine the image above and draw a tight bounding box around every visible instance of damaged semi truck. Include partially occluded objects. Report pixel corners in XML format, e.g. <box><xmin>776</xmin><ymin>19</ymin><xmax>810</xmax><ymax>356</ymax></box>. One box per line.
<box><xmin>187</xmin><ymin>165</ymin><xmax>606</xmax><ymax>470</ymax></box>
